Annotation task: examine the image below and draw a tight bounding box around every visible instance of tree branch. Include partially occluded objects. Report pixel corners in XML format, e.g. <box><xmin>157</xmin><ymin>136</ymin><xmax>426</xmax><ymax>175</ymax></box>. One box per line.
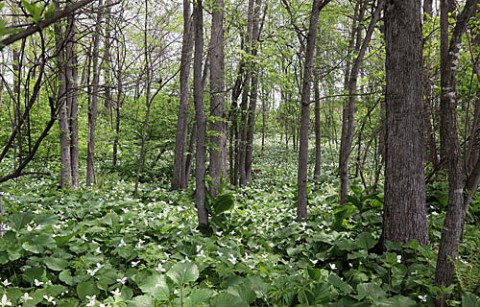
<box><xmin>0</xmin><ymin>0</ymin><xmax>96</xmax><ymax>50</ymax></box>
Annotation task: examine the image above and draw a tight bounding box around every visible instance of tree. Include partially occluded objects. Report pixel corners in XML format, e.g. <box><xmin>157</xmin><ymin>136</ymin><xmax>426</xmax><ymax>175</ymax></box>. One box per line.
<box><xmin>435</xmin><ymin>0</ymin><xmax>479</xmax><ymax>301</ymax></box>
<box><xmin>193</xmin><ymin>0</ymin><xmax>208</xmax><ymax>226</ymax></box>
<box><xmin>296</xmin><ymin>0</ymin><xmax>330</xmax><ymax>221</ymax></box>
<box><xmin>209</xmin><ymin>0</ymin><xmax>227</xmax><ymax>194</ymax></box>
<box><xmin>382</xmin><ymin>0</ymin><xmax>429</xmax><ymax>246</ymax></box>
<box><xmin>172</xmin><ymin>0</ymin><xmax>194</xmax><ymax>191</ymax></box>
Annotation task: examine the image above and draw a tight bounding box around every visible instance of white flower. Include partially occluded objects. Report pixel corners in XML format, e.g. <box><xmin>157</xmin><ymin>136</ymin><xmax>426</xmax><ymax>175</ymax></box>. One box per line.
<box><xmin>87</xmin><ymin>263</ymin><xmax>104</xmax><ymax>276</ymax></box>
<box><xmin>86</xmin><ymin>295</ymin><xmax>96</xmax><ymax>307</ymax></box>
<box><xmin>95</xmin><ymin>247</ymin><xmax>102</xmax><ymax>254</ymax></box>
<box><xmin>110</xmin><ymin>288</ymin><xmax>121</xmax><ymax>297</ymax></box>
<box><xmin>20</xmin><ymin>293</ymin><xmax>33</xmax><ymax>302</ymax></box>
<box><xmin>228</xmin><ymin>254</ymin><xmax>237</xmax><ymax>265</ymax></box>
<box><xmin>0</xmin><ymin>294</ymin><xmax>12</xmax><ymax>306</ymax></box>
<box><xmin>1</xmin><ymin>279</ymin><xmax>11</xmax><ymax>287</ymax></box>
<box><xmin>118</xmin><ymin>239</ymin><xmax>127</xmax><ymax>247</ymax></box>
<box><xmin>329</xmin><ymin>263</ymin><xmax>337</xmax><ymax>270</ymax></box>
<box><xmin>310</xmin><ymin>259</ymin><xmax>318</xmax><ymax>265</ymax></box>
<box><xmin>397</xmin><ymin>255</ymin><xmax>402</xmax><ymax>264</ymax></box>
<box><xmin>418</xmin><ymin>294</ymin><xmax>427</xmax><ymax>302</ymax></box>
<box><xmin>116</xmin><ymin>277</ymin><xmax>127</xmax><ymax>285</ymax></box>
<box><xmin>131</xmin><ymin>261</ymin><xmax>140</xmax><ymax>267</ymax></box>
<box><xmin>156</xmin><ymin>263</ymin><xmax>166</xmax><ymax>273</ymax></box>
<box><xmin>34</xmin><ymin>279</ymin><xmax>44</xmax><ymax>286</ymax></box>
<box><xmin>43</xmin><ymin>295</ymin><xmax>56</xmax><ymax>305</ymax></box>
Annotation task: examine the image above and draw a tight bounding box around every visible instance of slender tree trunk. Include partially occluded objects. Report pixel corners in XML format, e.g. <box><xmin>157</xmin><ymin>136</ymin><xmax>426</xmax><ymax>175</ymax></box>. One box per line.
<box><xmin>339</xmin><ymin>0</ymin><xmax>383</xmax><ymax>204</ymax></box>
<box><xmin>86</xmin><ymin>0</ymin><xmax>103</xmax><ymax>186</ymax></box>
<box><xmin>435</xmin><ymin>0</ymin><xmax>479</xmax><ymax>302</ymax></box>
<box><xmin>296</xmin><ymin>0</ymin><xmax>329</xmax><ymax>221</ymax></box>
<box><xmin>67</xmin><ymin>14</ymin><xmax>79</xmax><ymax>188</ymax></box>
<box><xmin>313</xmin><ymin>46</ymin><xmax>322</xmax><ymax>179</ymax></box>
<box><xmin>193</xmin><ymin>0</ymin><xmax>208</xmax><ymax>226</ymax></box>
<box><xmin>172</xmin><ymin>0</ymin><xmax>194</xmax><ymax>190</ymax></box>
<box><xmin>209</xmin><ymin>0</ymin><xmax>227</xmax><ymax>194</ymax></box>
<box><xmin>382</xmin><ymin>0</ymin><xmax>429</xmax><ymax>246</ymax></box>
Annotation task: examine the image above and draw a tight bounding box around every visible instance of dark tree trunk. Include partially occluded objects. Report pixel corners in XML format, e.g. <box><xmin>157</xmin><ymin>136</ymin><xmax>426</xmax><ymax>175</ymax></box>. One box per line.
<box><xmin>193</xmin><ymin>0</ymin><xmax>208</xmax><ymax>226</ymax></box>
<box><xmin>313</xmin><ymin>50</ymin><xmax>322</xmax><ymax>180</ymax></box>
<box><xmin>296</xmin><ymin>0</ymin><xmax>330</xmax><ymax>221</ymax></box>
<box><xmin>382</xmin><ymin>0</ymin><xmax>429</xmax><ymax>246</ymax></box>
<box><xmin>172</xmin><ymin>0</ymin><xmax>194</xmax><ymax>190</ymax></box>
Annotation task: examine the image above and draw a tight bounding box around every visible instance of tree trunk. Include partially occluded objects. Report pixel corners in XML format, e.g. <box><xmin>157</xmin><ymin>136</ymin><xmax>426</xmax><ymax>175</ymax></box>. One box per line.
<box><xmin>86</xmin><ymin>0</ymin><xmax>103</xmax><ymax>186</ymax></box>
<box><xmin>172</xmin><ymin>0</ymin><xmax>193</xmax><ymax>190</ymax></box>
<box><xmin>338</xmin><ymin>0</ymin><xmax>383</xmax><ymax>205</ymax></box>
<box><xmin>435</xmin><ymin>0</ymin><xmax>479</xmax><ymax>302</ymax></box>
<box><xmin>382</xmin><ymin>0</ymin><xmax>429</xmax><ymax>246</ymax></box>
<box><xmin>209</xmin><ymin>0</ymin><xmax>227</xmax><ymax>195</ymax></box>
<box><xmin>296</xmin><ymin>0</ymin><xmax>329</xmax><ymax>221</ymax></box>
<box><xmin>193</xmin><ymin>0</ymin><xmax>208</xmax><ymax>226</ymax></box>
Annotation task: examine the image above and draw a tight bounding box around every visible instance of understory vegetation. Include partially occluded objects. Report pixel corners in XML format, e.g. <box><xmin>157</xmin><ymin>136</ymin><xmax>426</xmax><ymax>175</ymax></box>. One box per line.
<box><xmin>1</xmin><ymin>144</ymin><xmax>480</xmax><ymax>307</ymax></box>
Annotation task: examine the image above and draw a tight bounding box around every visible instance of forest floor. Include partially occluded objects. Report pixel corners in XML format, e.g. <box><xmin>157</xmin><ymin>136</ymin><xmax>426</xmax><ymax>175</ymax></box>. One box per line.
<box><xmin>1</xmin><ymin>145</ymin><xmax>480</xmax><ymax>306</ymax></box>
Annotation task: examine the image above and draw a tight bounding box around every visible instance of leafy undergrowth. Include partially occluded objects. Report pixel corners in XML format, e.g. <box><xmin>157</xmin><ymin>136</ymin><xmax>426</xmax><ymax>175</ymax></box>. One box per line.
<box><xmin>0</xmin><ymin>167</ymin><xmax>479</xmax><ymax>306</ymax></box>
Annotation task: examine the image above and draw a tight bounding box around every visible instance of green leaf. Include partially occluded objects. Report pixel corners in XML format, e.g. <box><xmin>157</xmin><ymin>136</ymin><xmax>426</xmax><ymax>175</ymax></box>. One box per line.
<box><xmin>184</xmin><ymin>288</ymin><xmax>213</xmax><ymax>307</ymax></box>
<box><xmin>128</xmin><ymin>295</ymin><xmax>155</xmax><ymax>307</ymax></box>
<box><xmin>328</xmin><ymin>274</ymin><xmax>353</xmax><ymax>294</ymax></box>
<box><xmin>212</xmin><ymin>193</ymin><xmax>234</xmax><ymax>215</ymax></box>
<box><xmin>211</xmin><ymin>292</ymin><xmax>248</xmax><ymax>307</ymax></box>
<box><xmin>167</xmin><ymin>262</ymin><xmax>199</xmax><ymax>286</ymax></box>
<box><xmin>462</xmin><ymin>292</ymin><xmax>480</xmax><ymax>307</ymax></box>
<box><xmin>59</xmin><ymin>270</ymin><xmax>75</xmax><ymax>286</ymax></box>
<box><xmin>356</xmin><ymin>232</ymin><xmax>377</xmax><ymax>250</ymax></box>
<box><xmin>44</xmin><ymin>257</ymin><xmax>69</xmax><ymax>271</ymax></box>
<box><xmin>76</xmin><ymin>281</ymin><xmax>98</xmax><ymax>300</ymax></box>
<box><xmin>8</xmin><ymin>212</ymin><xmax>34</xmax><ymax>231</ymax></box>
<box><xmin>376</xmin><ymin>295</ymin><xmax>417</xmax><ymax>306</ymax></box>
<box><xmin>355</xmin><ymin>283</ymin><xmax>386</xmax><ymax>301</ymax></box>
<box><xmin>138</xmin><ymin>272</ymin><xmax>170</xmax><ymax>301</ymax></box>
<box><xmin>22</xmin><ymin>234</ymin><xmax>57</xmax><ymax>253</ymax></box>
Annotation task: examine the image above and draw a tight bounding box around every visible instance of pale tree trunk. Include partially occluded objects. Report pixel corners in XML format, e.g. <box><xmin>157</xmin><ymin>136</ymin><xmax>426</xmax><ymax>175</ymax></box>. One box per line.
<box><xmin>67</xmin><ymin>14</ymin><xmax>79</xmax><ymax>188</ymax></box>
<box><xmin>86</xmin><ymin>0</ymin><xmax>104</xmax><ymax>186</ymax></box>
<box><xmin>435</xmin><ymin>0</ymin><xmax>479</xmax><ymax>303</ymax></box>
<box><xmin>338</xmin><ymin>0</ymin><xmax>383</xmax><ymax>204</ymax></box>
<box><xmin>382</xmin><ymin>0</ymin><xmax>429</xmax><ymax>246</ymax></box>
<box><xmin>172</xmin><ymin>0</ymin><xmax>194</xmax><ymax>190</ymax></box>
<box><xmin>112</xmin><ymin>17</ymin><xmax>126</xmax><ymax>167</ymax></box>
<box><xmin>209</xmin><ymin>0</ymin><xmax>227</xmax><ymax>195</ymax></box>
<box><xmin>194</xmin><ymin>0</ymin><xmax>208</xmax><ymax>226</ymax></box>
<box><xmin>296</xmin><ymin>0</ymin><xmax>330</xmax><ymax>221</ymax></box>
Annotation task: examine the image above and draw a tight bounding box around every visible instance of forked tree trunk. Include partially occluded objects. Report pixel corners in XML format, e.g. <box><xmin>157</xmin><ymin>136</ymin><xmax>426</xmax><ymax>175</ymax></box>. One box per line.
<box><xmin>382</xmin><ymin>0</ymin><xmax>429</xmax><ymax>246</ymax></box>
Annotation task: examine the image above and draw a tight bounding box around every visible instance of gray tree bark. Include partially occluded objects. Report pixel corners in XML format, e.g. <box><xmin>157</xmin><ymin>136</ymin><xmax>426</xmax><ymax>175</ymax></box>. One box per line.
<box><xmin>382</xmin><ymin>0</ymin><xmax>429</xmax><ymax>246</ymax></box>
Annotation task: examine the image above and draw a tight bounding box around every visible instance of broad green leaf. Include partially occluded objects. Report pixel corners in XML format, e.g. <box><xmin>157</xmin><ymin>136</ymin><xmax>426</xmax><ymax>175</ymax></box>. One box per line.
<box><xmin>44</xmin><ymin>257</ymin><xmax>69</xmax><ymax>271</ymax></box>
<box><xmin>138</xmin><ymin>272</ymin><xmax>170</xmax><ymax>301</ymax></box>
<box><xmin>128</xmin><ymin>295</ymin><xmax>155</xmax><ymax>307</ymax></box>
<box><xmin>34</xmin><ymin>214</ymin><xmax>58</xmax><ymax>226</ymax></box>
<box><xmin>328</xmin><ymin>274</ymin><xmax>353</xmax><ymax>294</ymax></box>
<box><xmin>22</xmin><ymin>234</ymin><xmax>57</xmax><ymax>253</ymax></box>
<box><xmin>212</xmin><ymin>193</ymin><xmax>234</xmax><ymax>215</ymax></box>
<box><xmin>167</xmin><ymin>262</ymin><xmax>199</xmax><ymax>286</ymax></box>
<box><xmin>59</xmin><ymin>270</ymin><xmax>75</xmax><ymax>286</ymax></box>
<box><xmin>76</xmin><ymin>281</ymin><xmax>98</xmax><ymax>300</ymax></box>
<box><xmin>8</xmin><ymin>212</ymin><xmax>33</xmax><ymax>231</ymax></box>
<box><xmin>376</xmin><ymin>295</ymin><xmax>417</xmax><ymax>306</ymax></box>
<box><xmin>356</xmin><ymin>232</ymin><xmax>377</xmax><ymax>250</ymax></box>
<box><xmin>355</xmin><ymin>283</ymin><xmax>386</xmax><ymax>301</ymax></box>
<box><xmin>184</xmin><ymin>288</ymin><xmax>213</xmax><ymax>307</ymax></box>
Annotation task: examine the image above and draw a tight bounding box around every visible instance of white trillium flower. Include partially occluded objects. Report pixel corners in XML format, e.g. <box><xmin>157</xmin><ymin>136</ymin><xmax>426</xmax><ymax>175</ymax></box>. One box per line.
<box><xmin>20</xmin><ymin>292</ymin><xmax>33</xmax><ymax>302</ymax></box>
<box><xmin>118</xmin><ymin>239</ymin><xmax>127</xmax><ymax>247</ymax></box>
<box><xmin>397</xmin><ymin>255</ymin><xmax>402</xmax><ymax>264</ymax></box>
<box><xmin>43</xmin><ymin>295</ymin><xmax>56</xmax><ymax>305</ymax></box>
<box><xmin>1</xmin><ymin>279</ymin><xmax>11</xmax><ymax>287</ymax></box>
<box><xmin>116</xmin><ymin>277</ymin><xmax>127</xmax><ymax>285</ymax></box>
<box><xmin>34</xmin><ymin>279</ymin><xmax>44</xmax><ymax>287</ymax></box>
<box><xmin>0</xmin><ymin>294</ymin><xmax>12</xmax><ymax>307</ymax></box>
<box><xmin>110</xmin><ymin>288</ymin><xmax>121</xmax><ymax>297</ymax></box>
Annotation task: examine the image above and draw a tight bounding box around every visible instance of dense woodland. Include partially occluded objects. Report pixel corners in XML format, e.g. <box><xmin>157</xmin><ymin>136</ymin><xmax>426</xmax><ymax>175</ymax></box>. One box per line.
<box><xmin>0</xmin><ymin>0</ymin><xmax>480</xmax><ymax>306</ymax></box>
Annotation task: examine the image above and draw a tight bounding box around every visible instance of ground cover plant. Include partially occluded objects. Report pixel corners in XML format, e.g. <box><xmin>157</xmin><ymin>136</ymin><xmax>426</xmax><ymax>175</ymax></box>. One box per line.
<box><xmin>1</xmin><ymin>148</ymin><xmax>480</xmax><ymax>306</ymax></box>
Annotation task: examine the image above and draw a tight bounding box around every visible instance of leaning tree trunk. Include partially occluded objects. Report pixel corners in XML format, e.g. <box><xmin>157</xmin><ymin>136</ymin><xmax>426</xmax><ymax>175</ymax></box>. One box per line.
<box><xmin>172</xmin><ymin>0</ymin><xmax>194</xmax><ymax>190</ymax></box>
<box><xmin>296</xmin><ymin>0</ymin><xmax>330</xmax><ymax>221</ymax></box>
<box><xmin>382</xmin><ymin>0</ymin><xmax>429</xmax><ymax>247</ymax></box>
<box><xmin>193</xmin><ymin>0</ymin><xmax>208</xmax><ymax>226</ymax></box>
